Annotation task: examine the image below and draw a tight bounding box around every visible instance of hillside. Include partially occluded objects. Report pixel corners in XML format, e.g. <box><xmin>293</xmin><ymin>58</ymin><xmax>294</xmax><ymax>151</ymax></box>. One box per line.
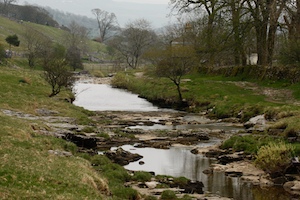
<box><xmin>0</xmin><ymin>16</ymin><xmax>106</xmax><ymax>58</ymax></box>
<box><xmin>0</xmin><ymin>16</ymin><xmax>117</xmax><ymax>199</ymax></box>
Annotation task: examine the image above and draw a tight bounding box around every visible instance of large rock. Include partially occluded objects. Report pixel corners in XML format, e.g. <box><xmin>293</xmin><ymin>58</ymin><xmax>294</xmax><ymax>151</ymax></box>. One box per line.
<box><xmin>104</xmin><ymin>148</ymin><xmax>143</xmax><ymax>166</ymax></box>
<box><xmin>65</xmin><ymin>133</ymin><xmax>98</xmax><ymax>149</ymax></box>
<box><xmin>218</xmin><ymin>152</ymin><xmax>246</xmax><ymax>165</ymax></box>
<box><xmin>284</xmin><ymin>181</ymin><xmax>300</xmax><ymax>196</ymax></box>
<box><xmin>181</xmin><ymin>181</ymin><xmax>204</xmax><ymax>194</ymax></box>
<box><xmin>145</xmin><ymin>181</ymin><xmax>159</xmax><ymax>189</ymax></box>
<box><xmin>244</xmin><ymin>115</ymin><xmax>266</xmax><ymax>130</ymax></box>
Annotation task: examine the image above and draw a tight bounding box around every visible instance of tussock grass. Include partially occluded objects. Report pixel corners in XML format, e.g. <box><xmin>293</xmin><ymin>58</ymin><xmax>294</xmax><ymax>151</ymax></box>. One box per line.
<box><xmin>255</xmin><ymin>142</ymin><xmax>294</xmax><ymax>174</ymax></box>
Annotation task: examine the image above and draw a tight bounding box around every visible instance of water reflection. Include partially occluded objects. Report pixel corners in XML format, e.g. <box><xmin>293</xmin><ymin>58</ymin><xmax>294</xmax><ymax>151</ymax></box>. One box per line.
<box><xmin>73</xmin><ymin>83</ymin><xmax>160</xmax><ymax>111</ymax></box>
<box><xmin>121</xmin><ymin>145</ymin><xmax>293</xmax><ymax>200</ymax></box>
<box><xmin>121</xmin><ymin>145</ymin><xmax>212</xmax><ymax>180</ymax></box>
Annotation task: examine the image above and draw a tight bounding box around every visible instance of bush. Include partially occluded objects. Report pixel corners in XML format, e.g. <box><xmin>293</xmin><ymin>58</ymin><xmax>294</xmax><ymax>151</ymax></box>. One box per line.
<box><xmin>240</xmin><ymin>105</ymin><xmax>263</xmax><ymax>122</ymax></box>
<box><xmin>160</xmin><ymin>190</ymin><xmax>177</xmax><ymax>200</ymax></box>
<box><xmin>111</xmin><ymin>73</ymin><xmax>131</xmax><ymax>89</ymax></box>
<box><xmin>132</xmin><ymin>171</ymin><xmax>152</xmax><ymax>182</ymax></box>
<box><xmin>221</xmin><ymin>135</ymin><xmax>262</xmax><ymax>154</ymax></box>
<box><xmin>220</xmin><ymin>135</ymin><xmax>285</xmax><ymax>154</ymax></box>
<box><xmin>145</xmin><ymin>196</ymin><xmax>158</xmax><ymax>200</ymax></box>
<box><xmin>173</xmin><ymin>177</ymin><xmax>189</xmax><ymax>187</ymax></box>
<box><xmin>91</xmin><ymin>70</ymin><xmax>105</xmax><ymax>78</ymax></box>
<box><xmin>113</xmin><ymin>187</ymin><xmax>139</xmax><ymax>200</ymax></box>
<box><xmin>255</xmin><ymin>142</ymin><xmax>294</xmax><ymax>174</ymax></box>
<box><xmin>97</xmin><ymin>132</ymin><xmax>110</xmax><ymax>139</ymax></box>
<box><xmin>81</xmin><ymin>126</ymin><xmax>95</xmax><ymax>133</ymax></box>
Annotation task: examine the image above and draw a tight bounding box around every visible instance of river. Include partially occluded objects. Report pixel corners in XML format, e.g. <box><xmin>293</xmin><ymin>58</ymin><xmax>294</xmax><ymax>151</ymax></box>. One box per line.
<box><xmin>73</xmin><ymin>82</ymin><xmax>293</xmax><ymax>200</ymax></box>
<box><xmin>73</xmin><ymin>83</ymin><xmax>160</xmax><ymax>111</ymax></box>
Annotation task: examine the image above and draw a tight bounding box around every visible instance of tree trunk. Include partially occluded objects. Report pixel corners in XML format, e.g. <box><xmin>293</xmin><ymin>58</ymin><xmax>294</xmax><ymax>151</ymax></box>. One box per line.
<box><xmin>231</xmin><ymin>1</ymin><xmax>241</xmax><ymax>65</ymax></box>
<box><xmin>255</xmin><ymin>25</ymin><xmax>268</xmax><ymax>66</ymax></box>
<box><xmin>267</xmin><ymin>24</ymin><xmax>277</xmax><ymax>66</ymax></box>
<box><xmin>175</xmin><ymin>82</ymin><xmax>183</xmax><ymax>103</ymax></box>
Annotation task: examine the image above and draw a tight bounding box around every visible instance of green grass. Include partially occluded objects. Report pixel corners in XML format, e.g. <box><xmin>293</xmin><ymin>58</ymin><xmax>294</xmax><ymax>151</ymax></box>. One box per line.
<box><xmin>0</xmin><ymin>16</ymin><xmax>106</xmax><ymax>60</ymax></box>
<box><xmin>0</xmin><ymin>65</ymin><xmax>115</xmax><ymax>199</ymax></box>
<box><xmin>0</xmin><ymin>114</ymin><xmax>109</xmax><ymax>199</ymax></box>
<box><xmin>112</xmin><ymin>70</ymin><xmax>299</xmax><ymax>120</ymax></box>
<box><xmin>0</xmin><ymin>66</ymin><xmax>93</xmax><ymax>123</ymax></box>
<box><xmin>220</xmin><ymin>135</ymin><xmax>283</xmax><ymax>154</ymax></box>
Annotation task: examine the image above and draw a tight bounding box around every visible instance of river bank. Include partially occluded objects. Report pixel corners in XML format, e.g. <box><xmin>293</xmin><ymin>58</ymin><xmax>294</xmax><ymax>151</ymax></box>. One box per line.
<box><xmin>68</xmin><ymin>74</ymin><xmax>300</xmax><ymax>199</ymax></box>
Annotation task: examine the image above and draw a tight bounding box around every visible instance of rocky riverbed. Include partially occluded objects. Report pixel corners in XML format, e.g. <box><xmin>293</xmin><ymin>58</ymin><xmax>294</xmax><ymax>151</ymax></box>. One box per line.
<box><xmin>3</xmin><ymin>74</ymin><xmax>300</xmax><ymax>199</ymax></box>
<box><xmin>4</xmin><ymin>106</ymin><xmax>299</xmax><ymax>199</ymax></box>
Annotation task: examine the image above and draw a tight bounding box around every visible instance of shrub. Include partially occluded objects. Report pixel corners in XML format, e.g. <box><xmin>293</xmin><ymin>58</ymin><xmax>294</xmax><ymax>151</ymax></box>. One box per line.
<box><xmin>221</xmin><ymin>135</ymin><xmax>260</xmax><ymax>154</ymax></box>
<box><xmin>113</xmin><ymin>187</ymin><xmax>139</xmax><ymax>200</ymax></box>
<box><xmin>284</xmin><ymin>128</ymin><xmax>298</xmax><ymax>138</ymax></box>
<box><xmin>173</xmin><ymin>177</ymin><xmax>189</xmax><ymax>187</ymax></box>
<box><xmin>255</xmin><ymin>142</ymin><xmax>294</xmax><ymax>174</ymax></box>
<box><xmin>111</xmin><ymin>73</ymin><xmax>131</xmax><ymax>89</ymax></box>
<box><xmin>91</xmin><ymin>70</ymin><xmax>105</xmax><ymax>78</ymax></box>
<box><xmin>220</xmin><ymin>135</ymin><xmax>283</xmax><ymax>154</ymax></box>
<box><xmin>240</xmin><ymin>105</ymin><xmax>263</xmax><ymax>122</ymax></box>
<box><xmin>132</xmin><ymin>171</ymin><xmax>152</xmax><ymax>182</ymax></box>
<box><xmin>97</xmin><ymin>132</ymin><xmax>110</xmax><ymax>139</ymax></box>
<box><xmin>181</xmin><ymin>195</ymin><xmax>193</xmax><ymax>200</ymax></box>
<box><xmin>269</xmin><ymin>121</ymin><xmax>288</xmax><ymax>130</ymax></box>
<box><xmin>160</xmin><ymin>190</ymin><xmax>177</xmax><ymax>200</ymax></box>
<box><xmin>81</xmin><ymin>126</ymin><xmax>95</xmax><ymax>133</ymax></box>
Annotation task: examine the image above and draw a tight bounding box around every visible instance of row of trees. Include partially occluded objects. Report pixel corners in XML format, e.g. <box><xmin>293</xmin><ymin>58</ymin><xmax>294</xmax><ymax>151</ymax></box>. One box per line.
<box><xmin>170</xmin><ymin>0</ymin><xmax>299</xmax><ymax>67</ymax></box>
<box><xmin>3</xmin><ymin>1</ymin><xmax>297</xmax><ymax>100</ymax></box>
<box><xmin>88</xmin><ymin>2</ymin><xmax>299</xmax><ymax>102</ymax></box>
<box><xmin>91</xmin><ymin>1</ymin><xmax>299</xmax><ymax>71</ymax></box>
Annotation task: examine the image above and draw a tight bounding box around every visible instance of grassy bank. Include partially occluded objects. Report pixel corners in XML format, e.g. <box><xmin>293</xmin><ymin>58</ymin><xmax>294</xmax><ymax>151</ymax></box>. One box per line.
<box><xmin>0</xmin><ymin>66</ymin><xmax>111</xmax><ymax>199</ymax></box>
<box><xmin>111</xmin><ymin>68</ymin><xmax>300</xmax><ymax>175</ymax></box>
<box><xmin>0</xmin><ymin>65</ymin><xmax>148</xmax><ymax>199</ymax></box>
<box><xmin>111</xmin><ymin>70</ymin><xmax>300</xmax><ymax>124</ymax></box>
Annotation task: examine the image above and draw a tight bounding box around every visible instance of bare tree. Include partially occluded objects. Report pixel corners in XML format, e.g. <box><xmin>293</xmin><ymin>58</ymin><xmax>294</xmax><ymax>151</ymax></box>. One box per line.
<box><xmin>171</xmin><ymin>0</ymin><xmax>226</xmax><ymax>66</ymax></box>
<box><xmin>171</xmin><ymin>0</ymin><xmax>289</xmax><ymax>66</ymax></box>
<box><xmin>42</xmin><ymin>44</ymin><xmax>75</xmax><ymax>97</ymax></box>
<box><xmin>64</xmin><ymin>21</ymin><xmax>88</xmax><ymax>70</ymax></box>
<box><xmin>0</xmin><ymin>0</ymin><xmax>17</xmax><ymax>14</ymax></box>
<box><xmin>24</xmin><ymin>26</ymin><xmax>52</xmax><ymax>68</ymax></box>
<box><xmin>146</xmin><ymin>45</ymin><xmax>197</xmax><ymax>103</ymax></box>
<box><xmin>109</xmin><ymin>19</ymin><xmax>157</xmax><ymax>69</ymax></box>
<box><xmin>91</xmin><ymin>8</ymin><xmax>118</xmax><ymax>42</ymax></box>
<box><xmin>245</xmin><ymin>0</ymin><xmax>288</xmax><ymax>66</ymax></box>
<box><xmin>283</xmin><ymin>0</ymin><xmax>300</xmax><ymax>41</ymax></box>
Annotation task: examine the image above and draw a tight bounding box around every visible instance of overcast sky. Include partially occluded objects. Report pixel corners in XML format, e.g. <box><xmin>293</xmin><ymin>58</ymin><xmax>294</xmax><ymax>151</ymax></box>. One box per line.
<box><xmin>20</xmin><ymin>0</ymin><xmax>173</xmax><ymax>28</ymax></box>
<box><xmin>114</xmin><ymin>0</ymin><xmax>169</xmax><ymax>4</ymax></box>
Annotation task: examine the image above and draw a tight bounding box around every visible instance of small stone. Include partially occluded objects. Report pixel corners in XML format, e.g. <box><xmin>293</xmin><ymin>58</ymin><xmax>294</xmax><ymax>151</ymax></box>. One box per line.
<box><xmin>145</xmin><ymin>181</ymin><xmax>158</xmax><ymax>189</ymax></box>
<box><xmin>139</xmin><ymin>161</ymin><xmax>145</xmax><ymax>165</ymax></box>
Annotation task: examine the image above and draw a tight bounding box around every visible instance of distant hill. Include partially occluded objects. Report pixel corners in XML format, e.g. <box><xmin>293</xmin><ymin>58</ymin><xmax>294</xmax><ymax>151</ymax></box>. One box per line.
<box><xmin>0</xmin><ymin>3</ymin><xmax>59</xmax><ymax>27</ymax></box>
<box><xmin>43</xmin><ymin>6</ymin><xmax>99</xmax><ymax>38</ymax></box>
<box><xmin>0</xmin><ymin>15</ymin><xmax>106</xmax><ymax>61</ymax></box>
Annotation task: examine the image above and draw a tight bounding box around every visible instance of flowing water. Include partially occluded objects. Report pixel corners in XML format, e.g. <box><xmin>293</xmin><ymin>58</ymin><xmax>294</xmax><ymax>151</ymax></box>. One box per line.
<box><xmin>74</xmin><ymin>82</ymin><xmax>293</xmax><ymax>200</ymax></box>
<box><xmin>73</xmin><ymin>83</ymin><xmax>160</xmax><ymax>111</ymax></box>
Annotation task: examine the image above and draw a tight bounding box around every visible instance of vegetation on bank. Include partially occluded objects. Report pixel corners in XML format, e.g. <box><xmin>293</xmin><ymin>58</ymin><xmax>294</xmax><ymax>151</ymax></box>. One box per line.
<box><xmin>0</xmin><ymin>65</ymin><xmax>159</xmax><ymax>199</ymax></box>
<box><xmin>0</xmin><ymin>66</ymin><xmax>112</xmax><ymax>199</ymax></box>
<box><xmin>0</xmin><ymin>6</ymin><xmax>299</xmax><ymax>198</ymax></box>
<box><xmin>111</xmin><ymin>67</ymin><xmax>300</xmax><ymax>123</ymax></box>
<box><xmin>111</xmin><ymin>66</ymin><xmax>300</xmax><ymax>175</ymax></box>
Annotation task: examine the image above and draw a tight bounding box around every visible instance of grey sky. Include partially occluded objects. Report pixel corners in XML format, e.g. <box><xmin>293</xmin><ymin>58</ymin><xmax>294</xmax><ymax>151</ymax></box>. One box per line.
<box><xmin>20</xmin><ymin>0</ymin><xmax>173</xmax><ymax>28</ymax></box>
